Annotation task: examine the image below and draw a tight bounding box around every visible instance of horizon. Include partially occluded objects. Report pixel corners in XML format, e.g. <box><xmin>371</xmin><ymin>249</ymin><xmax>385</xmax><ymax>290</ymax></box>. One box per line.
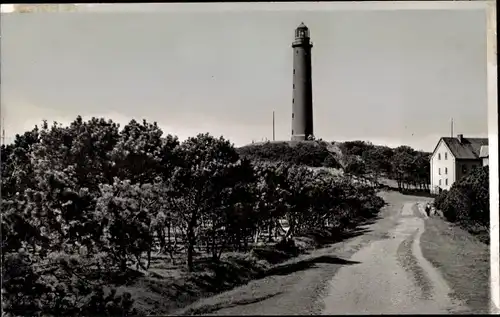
<box><xmin>1</xmin><ymin>3</ymin><xmax>489</xmax><ymax>153</ymax></box>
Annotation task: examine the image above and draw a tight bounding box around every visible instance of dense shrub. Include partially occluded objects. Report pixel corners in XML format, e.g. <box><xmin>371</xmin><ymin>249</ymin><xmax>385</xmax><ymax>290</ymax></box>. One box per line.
<box><xmin>2</xmin><ymin>251</ymin><xmax>137</xmax><ymax>317</ymax></box>
<box><xmin>434</xmin><ymin>189</ymin><xmax>448</xmax><ymax>211</ymax></box>
<box><xmin>236</xmin><ymin>141</ymin><xmax>337</xmax><ymax>168</ymax></box>
<box><xmin>238</xmin><ymin>140</ymin><xmax>430</xmax><ymax>191</ymax></box>
<box><xmin>434</xmin><ymin>166</ymin><xmax>489</xmax><ymax>236</ymax></box>
<box><xmin>1</xmin><ymin>116</ymin><xmax>386</xmax><ymax>316</ymax></box>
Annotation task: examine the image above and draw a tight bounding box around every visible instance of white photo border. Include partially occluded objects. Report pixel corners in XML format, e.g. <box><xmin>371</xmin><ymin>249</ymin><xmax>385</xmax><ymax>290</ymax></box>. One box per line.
<box><xmin>3</xmin><ymin>0</ymin><xmax>498</xmax><ymax>313</ymax></box>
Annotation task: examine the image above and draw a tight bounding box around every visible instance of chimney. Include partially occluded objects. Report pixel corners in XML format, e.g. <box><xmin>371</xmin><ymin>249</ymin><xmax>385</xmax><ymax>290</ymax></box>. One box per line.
<box><xmin>457</xmin><ymin>134</ymin><xmax>463</xmax><ymax>143</ymax></box>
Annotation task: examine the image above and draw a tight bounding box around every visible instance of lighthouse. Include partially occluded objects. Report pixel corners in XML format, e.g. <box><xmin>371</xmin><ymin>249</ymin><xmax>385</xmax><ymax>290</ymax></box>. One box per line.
<box><xmin>291</xmin><ymin>22</ymin><xmax>314</xmax><ymax>141</ymax></box>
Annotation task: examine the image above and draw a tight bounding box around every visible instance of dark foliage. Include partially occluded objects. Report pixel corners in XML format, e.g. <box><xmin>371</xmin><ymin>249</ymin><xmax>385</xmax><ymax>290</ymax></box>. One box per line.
<box><xmin>1</xmin><ymin>116</ymin><xmax>386</xmax><ymax>316</ymax></box>
<box><xmin>434</xmin><ymin>166</ymin><xmax>489</xmax><ymax>240</ymax></box>
<box><xmin>237</xmin><ymin>140</ymin><xmax>431</xmax><ymax>191</ymax></box>
<box><xmin>236</xmin><ymin>141</ymin><xmax>336</xmax><ymax>168</ymax></box>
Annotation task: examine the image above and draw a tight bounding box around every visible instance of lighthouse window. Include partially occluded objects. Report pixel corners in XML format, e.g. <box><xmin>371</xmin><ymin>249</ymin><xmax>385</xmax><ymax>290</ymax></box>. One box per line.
<box><xmin>296</xmin><ymin>50</ymin><xmax>299</xmax><ymax>55</ymax></box>
<box><xmin>293</xmin><ymin>84</ymin><xmax>295</xmax><ymax>89</ymax></box>
<box><xmin>292</xmin><ymin>98</ymin><xmax>294</xmax><ymax>103</ymax></box>
<box><xmin>292</xmin><ymin>113</ymin><xmax>294</xmax><ymax>119</ymax></box>
<box><xmin>293</xmin><ymin>69</ymin><xmax>295</xmax><ymax>74</ymax></box>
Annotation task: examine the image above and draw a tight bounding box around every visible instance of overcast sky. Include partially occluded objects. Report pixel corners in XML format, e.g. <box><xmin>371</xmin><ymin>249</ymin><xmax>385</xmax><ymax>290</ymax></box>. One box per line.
<box><xmin>0</xmin><ymin>3</ymin><xmax>489</xmax><ymax>151</ymax></box>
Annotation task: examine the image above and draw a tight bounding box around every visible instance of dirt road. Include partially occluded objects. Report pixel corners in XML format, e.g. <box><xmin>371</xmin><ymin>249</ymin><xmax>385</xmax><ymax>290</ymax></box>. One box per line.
<box><xmin>321</xmin><ymin>200</ymin><xmax>468</xmax><ymax>314</ymax></box>
<box><xmin>177</xmin><ymin>192</ymin><xmax>479</xmax><ymax>315</ymax></box>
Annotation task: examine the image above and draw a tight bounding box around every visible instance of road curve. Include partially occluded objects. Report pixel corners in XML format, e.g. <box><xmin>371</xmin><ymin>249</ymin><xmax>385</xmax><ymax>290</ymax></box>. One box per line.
<box><xmin>321</xmin><ymin>202</ymin><xmax>468</xmax><ymax>314</ymax></box>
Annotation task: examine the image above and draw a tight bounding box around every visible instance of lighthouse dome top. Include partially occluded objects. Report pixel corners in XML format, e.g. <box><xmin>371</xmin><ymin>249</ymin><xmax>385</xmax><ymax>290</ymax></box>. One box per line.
<box><xmin>295</xmin><ymin>22</ymin><xmax>310</xmax><ymax>39</ymax></box>
<box><xmin>297</xmin><ymin>22</ymin><xmax>308</xmax><ymax>30</ymax></box>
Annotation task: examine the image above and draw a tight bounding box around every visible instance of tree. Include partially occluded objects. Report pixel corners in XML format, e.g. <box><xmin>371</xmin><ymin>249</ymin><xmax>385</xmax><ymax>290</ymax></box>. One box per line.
<box><xmin>1</xmin><ymin>116</ymin><xmax>139</xmax><ymax>316</ymax></box>
<box><xmin>413</xmin><ymin>151</ymin><xmax>431</xmax><ymax>190</ymax></box>
<box><xmin>24</xmin><ymin>117</ymin><xmax>122</xmax><ymax>255</ymax></box>
<box><xmin>1</xmin><ymin>128</ymin><xmax>43</xmax><ymax>258</ymax></box>
<box><xmin>339</xmin><ymin>140</ymin><xmax>373</xmax><ymax>157</ymax></box>
<box><xmin>343</xmin><ymin>155</ymin><xmax>367</xmax><ymax>183</ymax></box>
<box><xmin>252</xmin><ymin>161</ymin><xmax>292</xmax><ymax>243</ymax></box>
<box><xmin>282</xmin><ymin>165</ymin><xmax>316</xmax><ymax>239</ymax></box>
<box><xmin>1</xmin><ymin>127</ymin><xmax>41</xmax><ymax>197</ymax></box>
<box><xmin>111</xmin><ymin>119</ymin><xmax>179</xmax><ymax>184</ymax></box>
<box><xmin>95</xmin><ymin>178</ymin><xmax>169</xmax><ymax>271</ymax></box>
<box><xmin>201</xmin><ymin>158</ymin><xmax>257</xmax><ymax>260</ymax></box>
<box><xmin>392</xmin><ymin>146</ymin><xmax>416</xmax><ymax>190</ymax></box>
<box><xmin>362</xmin><ymin>146</ymin><xmax>393</xmax><ymax>185</ymax></box>
<box><xmin>167</xmin><ymin>133</ymin><xmax>245</xmax><ymax>271</ymax></box>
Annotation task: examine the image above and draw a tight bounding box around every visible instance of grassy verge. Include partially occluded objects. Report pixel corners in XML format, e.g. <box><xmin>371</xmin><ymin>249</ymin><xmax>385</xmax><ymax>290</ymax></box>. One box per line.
<box><xmin>116</xmin><ymin>248</ymin><xmax>280</xmax><ymax>315</ymax></box>
<box><xmin>420</xmin><ymin>216</ymin><xmax>490</xmax><ymax>314</ymax></box>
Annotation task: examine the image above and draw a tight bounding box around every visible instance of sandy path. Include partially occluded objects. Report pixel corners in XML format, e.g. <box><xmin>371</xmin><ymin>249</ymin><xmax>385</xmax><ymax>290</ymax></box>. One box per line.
<box><xmin>321</xmin><ymin>202</ymin><xmax>468</xmax><ymax>314</ymax></box>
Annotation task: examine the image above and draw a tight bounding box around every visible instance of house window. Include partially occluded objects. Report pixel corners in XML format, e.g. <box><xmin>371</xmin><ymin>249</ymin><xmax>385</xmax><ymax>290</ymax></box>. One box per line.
<box><xmin>445</xmin><ymin>167</ymin><xmax>448</xmax><ymax>175</ymax></box>
<box><xmin>445</xmin><ymin>153</ymin><xmax>448</xmax><ymax>160</ymax></box>
<box><xmin>439</xmin><ymin>179</ymin><xmax>442</xmax><ymax>186</ymax></box>
<box><xmin>445</xmin><ymin>179</ymin><xmax>448</xmax><ymax>185</ymax></box>
<box><xmin>438</xmin><ymin>168</ymin><xmax>441</xmax><ymax>175</ymax></box>
<box><xmin>462</xmin><ymin>165</ymin><xmax>467</xmax><ymax>174</ymax></box>
<box><xmin>438</xmin><ymin>153</ymin><xmax>441</xmax><ymax>160</ymax></box>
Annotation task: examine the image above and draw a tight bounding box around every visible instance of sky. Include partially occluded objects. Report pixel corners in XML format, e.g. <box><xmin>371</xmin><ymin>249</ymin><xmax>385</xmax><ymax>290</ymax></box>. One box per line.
<box><xmin>0</xmin><ymin>2</ymin><xmax>490</xmax><ymax>151</ymax></box>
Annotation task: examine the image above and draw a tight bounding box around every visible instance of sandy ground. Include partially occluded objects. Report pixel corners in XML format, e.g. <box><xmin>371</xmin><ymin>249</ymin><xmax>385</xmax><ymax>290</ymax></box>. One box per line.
<box><xmin>176</xmin><ymin>192</ymin><xmax>478</xmax><ymax>315</ymax></box>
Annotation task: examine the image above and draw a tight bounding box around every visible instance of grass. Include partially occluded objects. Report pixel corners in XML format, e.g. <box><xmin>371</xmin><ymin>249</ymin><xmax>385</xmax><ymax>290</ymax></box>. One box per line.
<box><xmin>397</xmin><ymin>231</ymin><xmax>433</xmax><ymax>301</ymax></box>
<box><xmin>420</xmin><ymin>216</ymin><xmax>490</xmax><ymax>314</ymax></box>
<box><xmin>457</xmin><ymin>221</ymin><xmax>490</xmax><ymax>245</ymax></box>
<box><xmin>115</xmin><ymin>251</ymin><xmax>270</xmax><ymax>315</ymax></box>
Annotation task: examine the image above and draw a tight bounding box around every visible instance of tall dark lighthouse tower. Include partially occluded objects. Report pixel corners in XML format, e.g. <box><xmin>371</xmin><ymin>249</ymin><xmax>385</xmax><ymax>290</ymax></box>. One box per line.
<box><xmin>291</xmin><ymin>22</ymin><xmax>314</xmax><ymax>141</ymax></box>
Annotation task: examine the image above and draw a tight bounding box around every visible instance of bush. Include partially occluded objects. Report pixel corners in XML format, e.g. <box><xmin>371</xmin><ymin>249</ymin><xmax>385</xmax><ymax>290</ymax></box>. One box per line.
<box><xmin>322</xmin><ymin>153</ymin><xmax>341</xmax><ymax>168</ymax></box>
<box><xmin>434</xmin><ymin>189</ymin><xmax>448</xmax><ymax>211</ymax></box>
<box><xmin>2</xmin><ymin>251</ymin><xmax>137</xmax><ymax>317</ymax></box>
<box><xmin>435</xmin><ymin>166</ymin><xmax>489</xmax><ymax>236</ymax></box>
<box><xmin>237</xmin><ymin>141</ymin><xmax>336</xmax><ymax>168</ymax></box>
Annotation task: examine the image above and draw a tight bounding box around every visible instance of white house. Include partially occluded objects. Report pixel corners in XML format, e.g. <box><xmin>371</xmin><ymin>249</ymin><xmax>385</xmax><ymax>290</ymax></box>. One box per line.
<box><xmin>430</xmin><ymin>134</ymin><xmax>488</xmax><ymax>194</ymax></box>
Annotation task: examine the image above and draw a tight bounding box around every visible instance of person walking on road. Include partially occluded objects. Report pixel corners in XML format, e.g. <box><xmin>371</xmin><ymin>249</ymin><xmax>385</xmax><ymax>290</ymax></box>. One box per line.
<box><xmin>425</xmin><ymin>203</ymin><xmax>431</xmax><ymax>217</ymax></box>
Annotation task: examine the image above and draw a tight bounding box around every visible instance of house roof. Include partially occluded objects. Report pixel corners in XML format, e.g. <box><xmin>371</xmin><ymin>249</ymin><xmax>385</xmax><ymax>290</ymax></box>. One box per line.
<box><xmin>479</xmin><ymin>145</ymin><xmax>489</xmax><ymax>158</ymax></box>
<box><xmin>441</xmin><ymin>137</ymin><xmax>488</xmax><ymax>159</ymax></box>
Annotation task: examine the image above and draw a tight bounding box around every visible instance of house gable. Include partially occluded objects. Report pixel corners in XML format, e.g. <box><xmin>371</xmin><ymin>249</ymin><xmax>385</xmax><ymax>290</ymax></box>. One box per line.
<box><xmin>431</xmin><ymin>138</ymin><xmax>455</xmax><ymax>161</ymax></box>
